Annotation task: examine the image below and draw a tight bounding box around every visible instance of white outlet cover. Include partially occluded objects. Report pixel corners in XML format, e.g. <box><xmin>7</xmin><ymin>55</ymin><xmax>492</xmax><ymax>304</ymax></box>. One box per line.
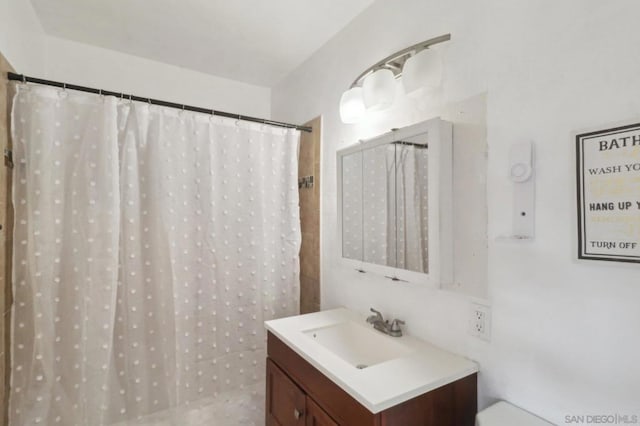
<box><xmin>469</xmin><ymin>303</ymin><xmax>491</xmax><ymax>341</ymax></box>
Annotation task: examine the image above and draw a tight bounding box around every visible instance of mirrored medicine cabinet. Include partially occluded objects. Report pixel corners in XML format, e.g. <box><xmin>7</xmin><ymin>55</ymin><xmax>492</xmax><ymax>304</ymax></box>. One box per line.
<box><xmin>337</xmin><ymin>118</ymin><xmax>453</xmax><ymax>285</ymax></box>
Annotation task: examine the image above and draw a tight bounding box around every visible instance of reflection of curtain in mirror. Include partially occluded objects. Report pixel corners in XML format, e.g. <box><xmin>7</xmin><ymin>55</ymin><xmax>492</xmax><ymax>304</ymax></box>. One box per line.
<box><xmin>384</xmin><ymin>146</ymin><xmax>396</xmax><ymax>267</ymax></box>
<box><xmin>394</xmin><ymin>145</ymin><xmax>429</xmax><ymax>273</ymax></box>
<box><xmin>342</xmin><ymin>153</ymin><xmax>364</xmax><ymax>260</ymax></box>
<box><xmin>362</xmin><ymin>145</ymin><xmax>393</xmax><ymax>267</ymax></box>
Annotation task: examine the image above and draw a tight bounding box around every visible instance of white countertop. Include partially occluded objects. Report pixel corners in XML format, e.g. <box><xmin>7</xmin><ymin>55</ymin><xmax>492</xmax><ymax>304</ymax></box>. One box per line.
<box><xmin>265</xmin><ymin>307</ymin><xmax>478</xmax><ymax>413</ymax></box>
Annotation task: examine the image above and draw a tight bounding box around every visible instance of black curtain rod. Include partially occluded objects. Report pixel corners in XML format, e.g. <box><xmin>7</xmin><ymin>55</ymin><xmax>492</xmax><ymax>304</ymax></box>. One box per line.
<box><xmin>7</xmin><ymin>72</ymin><xmax>312</xmax><ymax>133</ymax></box>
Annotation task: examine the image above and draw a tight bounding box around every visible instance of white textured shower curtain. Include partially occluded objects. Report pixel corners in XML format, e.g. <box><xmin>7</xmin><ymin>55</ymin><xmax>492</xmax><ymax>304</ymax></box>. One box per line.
<box><xmin>10</xmin><ymin>84</ymin><xmax>301</xmax><ymax>425</ymax></box>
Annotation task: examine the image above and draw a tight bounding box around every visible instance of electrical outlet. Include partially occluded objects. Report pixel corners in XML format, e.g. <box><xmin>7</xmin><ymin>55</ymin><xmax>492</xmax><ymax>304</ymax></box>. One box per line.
<box><xmin>469</xmin><ymin>303</ymin><xmax>491</xmax><ymax>341</ymax></box>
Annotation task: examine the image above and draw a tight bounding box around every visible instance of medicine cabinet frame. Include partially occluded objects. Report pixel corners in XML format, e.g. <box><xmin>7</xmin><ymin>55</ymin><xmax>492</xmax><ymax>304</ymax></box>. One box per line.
<box><xmin>337</xmin><ymin>117</ymin><xmax>453</xmax><ymax>286</ymax></box>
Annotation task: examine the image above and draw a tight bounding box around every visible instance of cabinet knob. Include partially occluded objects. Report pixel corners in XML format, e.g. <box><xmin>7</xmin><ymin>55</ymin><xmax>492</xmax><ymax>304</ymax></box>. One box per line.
<box><xmin>294</xmin><ymin>408</ymin><xmax>303</xmax><ymax>420</ymax></box>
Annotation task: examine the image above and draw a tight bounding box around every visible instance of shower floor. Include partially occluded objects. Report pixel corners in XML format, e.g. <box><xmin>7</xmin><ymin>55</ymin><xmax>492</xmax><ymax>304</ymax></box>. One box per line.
<box><xmin>109</xmin><ymin>382</ymin><xmax>265</xmax><ymax>426</ymax></box>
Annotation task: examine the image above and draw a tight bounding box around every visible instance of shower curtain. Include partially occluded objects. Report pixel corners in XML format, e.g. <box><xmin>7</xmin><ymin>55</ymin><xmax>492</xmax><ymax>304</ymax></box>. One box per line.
<box><xmin>9</xmin><ymin>84</ymin><xmax>301</xmax><ymax>425</ymax></box>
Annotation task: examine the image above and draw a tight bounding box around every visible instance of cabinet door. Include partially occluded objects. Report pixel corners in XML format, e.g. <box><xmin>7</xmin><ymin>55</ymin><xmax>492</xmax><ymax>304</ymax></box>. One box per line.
<box><xmin>306</xmin><ymin>397</ymin><xmax>339</xmax><ymax>426</ymax></box>
<box><xmin>266</xmin><ymin>359</ymin><xmax>306</xmax><ymax>426</ymax></box>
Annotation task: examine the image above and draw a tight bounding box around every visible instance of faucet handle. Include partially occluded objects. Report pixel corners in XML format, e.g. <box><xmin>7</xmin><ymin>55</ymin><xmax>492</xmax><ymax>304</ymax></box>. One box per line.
<box><xmin>390</xmin><ymin>319</ymin><xmax>405</xmax><ymax>332</ymax></box>
<box><xmin>367</xmin><ymin>308</ymin><xmax>384</xmax><ymax>324</ymax></box>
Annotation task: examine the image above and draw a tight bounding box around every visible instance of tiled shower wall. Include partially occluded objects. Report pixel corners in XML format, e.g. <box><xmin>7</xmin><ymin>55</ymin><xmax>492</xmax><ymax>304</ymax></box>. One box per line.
<box><xmin>0</xmin><ymin>52</ymin><xmax>15</xmax><ymax>426</ymax></box>
<box><xmin>298</xmin><ymin>117</ymin><xmax>321</xmax><ymax>314</ymax></box>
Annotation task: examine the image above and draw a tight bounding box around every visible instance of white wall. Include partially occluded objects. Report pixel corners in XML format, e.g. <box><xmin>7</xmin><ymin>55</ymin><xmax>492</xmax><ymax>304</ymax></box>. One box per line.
<box><xmin>43</xmin><ymin>36</ymin><xmax>271</xmax><ymax>118</ymax></box>
<box><xmin>0</xmin><ymin>4</ymin><xmax>270</xmax><ymax>118</ymax></box>
<box><xmin>0</xmin><ymin>0</ymin><xmax>46</xmax><ymax>73</ymax></box>
<box><xmin>272</xmin><ymin>0</ymin><xmax>640</xmax><ymax>423</ymax></box>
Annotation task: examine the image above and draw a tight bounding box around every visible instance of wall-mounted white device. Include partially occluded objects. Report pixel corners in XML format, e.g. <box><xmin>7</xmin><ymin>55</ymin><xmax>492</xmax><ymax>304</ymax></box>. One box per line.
<box><xmin>509</xmin><ymin>141</ymin><xmax>535</xmax><ymax>239</ymax></box>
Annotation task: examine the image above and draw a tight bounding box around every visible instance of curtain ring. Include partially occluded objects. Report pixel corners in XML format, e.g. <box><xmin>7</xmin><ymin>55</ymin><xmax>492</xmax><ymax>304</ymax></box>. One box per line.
<box><xmin>99</xmin><ymin>89</ymin><xmax>103</xmax><ymax>97</ymax></box>
<box><xmin>62</xmin><ymin>83</ymin><xmax>67</xmax><ymax>91</ymax></box>
<box><xmin>22</xmin><ymin>75</ymin><xmax>26</xmax><ymax>84</ymax></box>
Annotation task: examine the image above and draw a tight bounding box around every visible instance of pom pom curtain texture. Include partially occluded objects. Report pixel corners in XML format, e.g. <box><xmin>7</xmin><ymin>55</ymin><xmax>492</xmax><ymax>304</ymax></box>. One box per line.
<box><xmin>10</xmin><ymin>84</ymin><xmax>301</xmax><ymax>425</ymax></box>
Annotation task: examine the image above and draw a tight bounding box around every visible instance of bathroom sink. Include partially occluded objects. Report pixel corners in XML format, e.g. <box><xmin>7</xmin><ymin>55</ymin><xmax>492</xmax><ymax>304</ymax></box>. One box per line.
<box><xmin>265</xmin><ymin>308</ymin><xmax>479</xmax><ymax>412</ymax></box>
<box><xmin>302</xmin><ymin>321</ymin><xmax>412</xmax><ymax>369</ymax></box>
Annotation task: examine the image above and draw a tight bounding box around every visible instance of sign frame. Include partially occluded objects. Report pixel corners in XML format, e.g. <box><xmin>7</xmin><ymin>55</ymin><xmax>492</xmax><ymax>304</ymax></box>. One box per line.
<box><xmin>576</xmin><ymin>122</ymin><xmax>640</xmax><ymax>264</ymax></box>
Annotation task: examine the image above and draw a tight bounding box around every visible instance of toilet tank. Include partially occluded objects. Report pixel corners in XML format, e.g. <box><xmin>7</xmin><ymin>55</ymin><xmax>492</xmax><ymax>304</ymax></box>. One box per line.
<box><xmin>476</xmin><ymin>401</ymin><xmax>553</xmax><ymax>426</ymax></box>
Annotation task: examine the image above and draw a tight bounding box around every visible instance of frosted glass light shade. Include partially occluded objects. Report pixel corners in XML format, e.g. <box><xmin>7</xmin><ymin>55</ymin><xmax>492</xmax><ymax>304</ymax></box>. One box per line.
<box><xmin>339</xmin><ymin>87</ymin><xmax>366</xmax><ymax>124</ymax></box>
<box><xmin>362</xmin><ymin>69</ymin><xmax>396</xmax><ymax>111</ymax></box>
<box><xmin>402</xmin><ymin>48</ymin><xmax>442</xmax><ymax>96</ymax></box>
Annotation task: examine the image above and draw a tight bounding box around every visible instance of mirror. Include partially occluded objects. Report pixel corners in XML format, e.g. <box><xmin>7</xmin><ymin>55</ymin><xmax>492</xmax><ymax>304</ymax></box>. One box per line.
<box><xmin>338</xmin><ymin>118</ymin><xmax>452</xmax><ymax>284</ymax></box>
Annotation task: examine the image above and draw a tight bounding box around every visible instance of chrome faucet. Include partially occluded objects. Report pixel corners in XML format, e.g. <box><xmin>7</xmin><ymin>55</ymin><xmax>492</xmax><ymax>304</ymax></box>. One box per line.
<box><xmin>366</xmin><ymin>308</ymin><xmax>384</xmax><ymax>329</ymax></box>
<box><xmin>366</xmin><ymin>308</ymin><xmax>405</xmax><ymax>337</ymax></box>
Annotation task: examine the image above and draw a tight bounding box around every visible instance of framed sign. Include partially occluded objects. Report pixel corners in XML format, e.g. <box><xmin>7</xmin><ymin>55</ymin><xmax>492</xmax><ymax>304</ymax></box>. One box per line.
<box><xmin>576</xmin><ymin>122</ymin><xmax>640</xmax><ymax>263</ymax></box>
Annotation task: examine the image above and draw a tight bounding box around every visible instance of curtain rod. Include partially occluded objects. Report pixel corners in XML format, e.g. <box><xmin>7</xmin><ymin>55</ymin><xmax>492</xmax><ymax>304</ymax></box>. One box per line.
<box><xmin>7</xmin><ymin>72</ymin><xmax>312</xmax><ymax>133</ymax></box>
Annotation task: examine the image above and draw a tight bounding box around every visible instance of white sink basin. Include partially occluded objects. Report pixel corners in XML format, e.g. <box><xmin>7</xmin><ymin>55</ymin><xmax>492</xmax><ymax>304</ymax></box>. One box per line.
<box><xmin>303</xmin><ymin>321</ymin><xmax>412</xmax><ymax>369</ymax></box>
<box><xmin>265</xmin><ymin>308</ymin><xmax>478</xmax><ymax>413</ymax></box>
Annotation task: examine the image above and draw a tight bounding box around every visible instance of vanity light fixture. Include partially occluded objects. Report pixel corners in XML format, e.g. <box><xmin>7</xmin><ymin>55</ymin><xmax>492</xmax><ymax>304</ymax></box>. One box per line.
<box><xmin>339</xmin><ymin>33</ymin><xmax>450</xmax><ymax>124</ymax></box>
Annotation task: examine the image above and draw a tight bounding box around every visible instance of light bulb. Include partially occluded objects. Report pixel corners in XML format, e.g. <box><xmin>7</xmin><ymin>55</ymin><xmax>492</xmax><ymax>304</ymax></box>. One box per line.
<box><xmin>339</xmin><ymin>87</ymin><xmax>366</xmax><ymax>124</ymax></box>
<box><xmin>362</xmin><ymin>69</ymin><xmax>396</xmax><ymax>111</ymax></box>
<box><xmin>402</xmin><ymin>48</ymin><xmax>442</xmax><ymax>97</ymax></box>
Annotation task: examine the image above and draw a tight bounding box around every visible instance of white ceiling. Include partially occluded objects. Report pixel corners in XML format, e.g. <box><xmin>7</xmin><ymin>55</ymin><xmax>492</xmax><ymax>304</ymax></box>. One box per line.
<box><xmin>30</xmin><ymin>0</ymin><xmax>374</xmax><ymax>87</ymax></box>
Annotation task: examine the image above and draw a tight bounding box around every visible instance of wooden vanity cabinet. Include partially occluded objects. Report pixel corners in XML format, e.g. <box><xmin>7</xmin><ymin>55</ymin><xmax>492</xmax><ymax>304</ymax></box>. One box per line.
<box><xmin>266</xmin><ymin>359</ymin><xmax>338</xmax><ymax>426</ymax></box>
<box><xmin>266</xmin><ymin>332</ymin><xmax>477</xmax><ymax>426</ymax></box>
<box><xmin>305</xmin><ymin>397</ymin><xmax>339</xmax><ymax>426</ymax></box>
<box><xmin>266</xmin><ymin>358</ymin><xmax>306</xmax><ymax>425</ymax></box>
